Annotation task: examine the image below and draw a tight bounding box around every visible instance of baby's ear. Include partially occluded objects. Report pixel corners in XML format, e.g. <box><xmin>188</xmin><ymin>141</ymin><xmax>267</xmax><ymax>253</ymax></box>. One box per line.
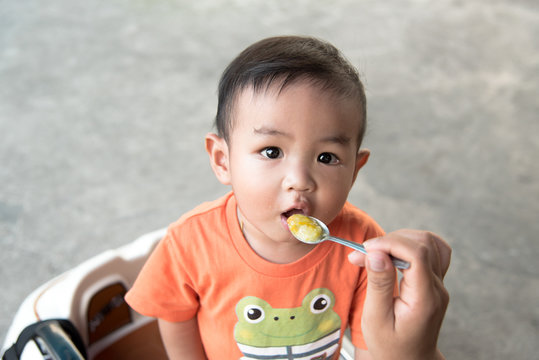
<box><xmin>205</xmin><ymin>133</ymin><xmax>231</xmax><ymax>185</ymax></box>
<box><xmin>352</xmin><ymin>148</ymin><xmax>370</xmax><ymax>183</ymax></box>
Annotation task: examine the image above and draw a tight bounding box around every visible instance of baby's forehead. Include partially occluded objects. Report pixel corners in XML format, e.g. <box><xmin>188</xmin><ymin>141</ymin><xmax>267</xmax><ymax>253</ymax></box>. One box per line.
<box><xmin>231</xmin><ymin>81</ymin><xmax>363</xmax><ymax>126</ymax></box>
<box><xmin>227</xmin><ymin>82</ymin><xmax>364</xmax><ymax>148</ymax></box>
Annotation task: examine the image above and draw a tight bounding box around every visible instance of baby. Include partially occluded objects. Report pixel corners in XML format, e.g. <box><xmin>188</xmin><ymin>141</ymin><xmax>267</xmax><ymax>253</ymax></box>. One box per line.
<box><xmin>126</xmin><ymin>36</ymin><xmax>451</xmax><ymax>359</ymax></box>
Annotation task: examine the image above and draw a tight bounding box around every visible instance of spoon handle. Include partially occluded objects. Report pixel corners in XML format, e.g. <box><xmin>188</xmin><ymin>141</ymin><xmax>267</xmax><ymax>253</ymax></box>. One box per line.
<box><xmin>327</xmin><ymin>236</ymin><xmax>410</xmax><ymax>270</ymax></box>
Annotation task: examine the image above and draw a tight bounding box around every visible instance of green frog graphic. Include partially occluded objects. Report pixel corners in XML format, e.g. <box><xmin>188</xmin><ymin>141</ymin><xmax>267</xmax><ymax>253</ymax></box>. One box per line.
<box><xmin>234</xmin><ymin>288</ymin><xmax>341</xmax><ymax>359</ymax></box>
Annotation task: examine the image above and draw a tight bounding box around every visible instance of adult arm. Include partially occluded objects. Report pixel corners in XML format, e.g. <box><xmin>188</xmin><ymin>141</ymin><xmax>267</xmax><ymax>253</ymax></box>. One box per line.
<box><xmin>158</xmin><ymin>317</ymin><xmax>207</xmax><ymax>360</ymax></box>
<box><xmin>349</xmin><ymin>230</ymin><xmax>451</xmax><ymax>360</ymax></box>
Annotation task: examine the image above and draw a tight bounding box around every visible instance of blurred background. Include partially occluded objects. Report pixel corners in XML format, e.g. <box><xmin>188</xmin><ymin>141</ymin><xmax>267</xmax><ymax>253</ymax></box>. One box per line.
<box><xmin>1</xmin><ymin>0</ymin><xmax>537</xmax><ymax>358</ymax></box>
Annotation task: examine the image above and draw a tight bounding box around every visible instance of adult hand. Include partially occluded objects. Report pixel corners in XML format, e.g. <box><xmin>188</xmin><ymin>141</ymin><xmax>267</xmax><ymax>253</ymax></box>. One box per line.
<box><xmin>348</xmin><ymin>230</ymin><xmax>451</xmax><ymax>360</ymax></box>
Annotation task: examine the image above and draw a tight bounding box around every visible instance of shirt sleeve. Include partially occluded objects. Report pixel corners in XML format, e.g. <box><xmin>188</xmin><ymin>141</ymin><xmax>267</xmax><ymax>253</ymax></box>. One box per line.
<box><xmin>125</xmin><ymin>228</ymin><xmax>199</xmax><ymax>322</ymax></box>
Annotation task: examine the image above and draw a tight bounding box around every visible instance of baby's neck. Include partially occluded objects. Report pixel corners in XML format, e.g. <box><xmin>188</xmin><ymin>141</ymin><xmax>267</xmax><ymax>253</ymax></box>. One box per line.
<box><xmin>245</xmin><ymin>234</ymin><xmax>314</xmax><ymax>264</ymax></box>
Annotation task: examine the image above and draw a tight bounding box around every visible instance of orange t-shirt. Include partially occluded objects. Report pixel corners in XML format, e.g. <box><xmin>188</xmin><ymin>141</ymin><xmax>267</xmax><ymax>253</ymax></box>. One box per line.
<box><xmin>125</xmin><ymin>192</ymin><xmax>384</xmax><ymax>359</ymax></box>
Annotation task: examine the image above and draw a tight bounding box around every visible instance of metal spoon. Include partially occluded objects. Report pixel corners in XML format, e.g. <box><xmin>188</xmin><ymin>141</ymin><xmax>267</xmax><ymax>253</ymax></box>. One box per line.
<box><xmin>287</xmin><ymin>214</ymin><xmax>410</xmax><ymax>270</ymax></box>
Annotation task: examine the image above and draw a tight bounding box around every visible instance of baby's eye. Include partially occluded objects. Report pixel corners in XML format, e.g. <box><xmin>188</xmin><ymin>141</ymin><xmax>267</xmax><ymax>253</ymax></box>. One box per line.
<box><xmin>261</xmin><ymin>147</ymin><xmax>282</xmax><ymax>159</ymax></box>
<box><xmin>317</xmin><ymin>152</ymin><xmax>339</xmax><ymax>164</ymax></box>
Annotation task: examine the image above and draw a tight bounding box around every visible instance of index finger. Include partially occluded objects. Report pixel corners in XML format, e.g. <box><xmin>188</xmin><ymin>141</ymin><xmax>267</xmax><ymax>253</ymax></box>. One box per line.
<box><xmin>365</xmin><ymin>230</ymin><xmax>451</xmax><ymax>282</ymax></box>
<box><xmin>393</xmin><ymin>229</ymin><xmax>452</xmax><ymax>279</ymax></box>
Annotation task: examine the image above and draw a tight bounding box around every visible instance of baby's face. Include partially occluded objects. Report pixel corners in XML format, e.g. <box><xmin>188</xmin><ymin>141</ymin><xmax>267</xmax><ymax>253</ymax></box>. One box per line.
<box><xmin>226</xmin><ymin>82</ymin><xmax>365</xmax><ymax>248</ymax></box>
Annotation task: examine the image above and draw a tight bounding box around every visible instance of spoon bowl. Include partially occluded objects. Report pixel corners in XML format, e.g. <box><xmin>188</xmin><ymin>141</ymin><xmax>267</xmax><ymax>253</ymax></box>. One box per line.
<box><xmin>287</xmin><ymin>214</ymin><xmax>410</xmax><ymax>270</ymax></box>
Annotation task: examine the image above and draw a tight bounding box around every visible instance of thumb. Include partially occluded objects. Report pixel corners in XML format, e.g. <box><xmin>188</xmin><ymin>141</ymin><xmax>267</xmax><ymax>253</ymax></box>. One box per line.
<box><xmin>363</xmin><ymin>251</ymin><xmax>397</xmax><ymax>327</ymax></box>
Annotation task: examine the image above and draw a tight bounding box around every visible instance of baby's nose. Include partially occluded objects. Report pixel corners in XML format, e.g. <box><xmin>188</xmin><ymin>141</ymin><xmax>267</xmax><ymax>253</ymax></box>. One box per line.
<box><xmin>282</xmin><ymin>161</ymin><xmax>315</xmax><ymax>192</ymax></box>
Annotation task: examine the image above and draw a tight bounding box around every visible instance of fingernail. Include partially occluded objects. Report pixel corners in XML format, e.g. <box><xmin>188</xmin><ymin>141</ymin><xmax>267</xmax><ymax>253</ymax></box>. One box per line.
<box><xmin>368</xmin><ymin>253</ymin><xmax>386</xmax><ymax>272</ymax></box>
<box><xmin>348</xmin><ymin>251</ymin><xmax>362</xmax><ymax>264</ymax></box>
<box><xmin>363</xmin><ymin>237</ymin><xmax>379</xmax><ymax>250</ymax></box>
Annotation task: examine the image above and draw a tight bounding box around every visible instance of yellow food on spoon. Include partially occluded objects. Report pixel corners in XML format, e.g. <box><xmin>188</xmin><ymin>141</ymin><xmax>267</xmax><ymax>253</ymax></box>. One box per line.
<box><xmin>287</xmin><ymin>214</ymin><xmax>323</xmax><ymax>243</ymax></box>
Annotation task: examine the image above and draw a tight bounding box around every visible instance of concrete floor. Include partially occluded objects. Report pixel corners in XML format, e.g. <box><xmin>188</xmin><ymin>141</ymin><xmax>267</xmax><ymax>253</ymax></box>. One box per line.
<box><xmin>1</xmin><ymin>1</ymin><xmax>538</xmax><ymax>358</ymax></box>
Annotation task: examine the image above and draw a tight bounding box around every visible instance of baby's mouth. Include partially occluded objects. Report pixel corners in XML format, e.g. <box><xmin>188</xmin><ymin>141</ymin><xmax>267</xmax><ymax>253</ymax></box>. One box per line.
<box><xmin>281</xmin><ymin>209</ymin><xmax>304</xmax><ymax>233</ymax></box>
<box><xmin>282</xmin><ymin>208</ymin><xmax>305</xmax><ymax>219</ymax></box>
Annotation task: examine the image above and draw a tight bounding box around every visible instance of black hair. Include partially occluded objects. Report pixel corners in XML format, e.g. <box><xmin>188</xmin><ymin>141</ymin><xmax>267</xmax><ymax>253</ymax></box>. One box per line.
<box><xmin>215</xmin><ymin>36</ymin><xmax>367</xmax><ymax>146</ymax></box>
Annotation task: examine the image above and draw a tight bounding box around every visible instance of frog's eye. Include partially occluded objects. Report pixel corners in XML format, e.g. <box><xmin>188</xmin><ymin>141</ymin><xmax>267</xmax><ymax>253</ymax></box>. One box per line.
<box><xmin>243</xmin><ymin>305</ymin><xmax>265</xmax><ymax>324</ymax></box>
<box><xmin>310</xmin><ymin>294</ymin><xmax>331</xmax><ymax>314</ymax></box>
